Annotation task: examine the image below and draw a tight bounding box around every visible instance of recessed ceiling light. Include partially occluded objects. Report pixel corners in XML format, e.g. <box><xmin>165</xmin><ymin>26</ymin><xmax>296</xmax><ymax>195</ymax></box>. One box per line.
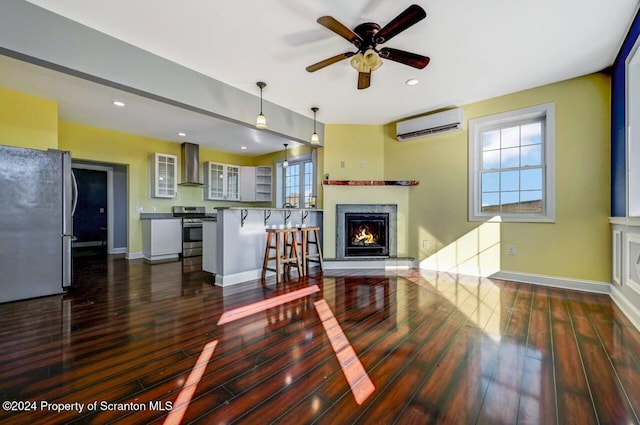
<box><xmin>178</xmin><ymin>132</ymin><xmax>187</xmax><ymax>137</ymax></box>
<box><xmin>112</xmin><ymin>100</ymin><xmax>126</xmax><ymax>107</ymax></box>
<box><xmin>240</xmin><ymin>146</ymin><xmax>247</xmax><ymax>150</ymax></box>
<box><xmin>405</xmin><ymin>79</ymin><xmax>419</xmax><ymax>86</ymax></box>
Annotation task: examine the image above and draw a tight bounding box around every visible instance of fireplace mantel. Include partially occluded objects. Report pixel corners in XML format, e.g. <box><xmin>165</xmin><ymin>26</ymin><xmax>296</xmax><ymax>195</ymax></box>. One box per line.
<box><xmin>322</xmin><ymin>180</ymin><xmax>419</xmax><ymax>186</ymax></box>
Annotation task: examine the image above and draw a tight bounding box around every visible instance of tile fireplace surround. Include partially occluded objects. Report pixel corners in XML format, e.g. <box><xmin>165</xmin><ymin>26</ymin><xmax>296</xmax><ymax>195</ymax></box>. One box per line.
<box><xmin>336</xmin><ymin>204</ymin><xmax>398</xmax><ymax>260</ymax></box>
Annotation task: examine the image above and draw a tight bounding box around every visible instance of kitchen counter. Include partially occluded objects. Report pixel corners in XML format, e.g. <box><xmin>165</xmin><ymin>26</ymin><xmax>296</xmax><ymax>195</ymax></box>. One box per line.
<box><xmin>140</xmin><ymin>213</ymin><xmax>217</xmax><ymax>220</ymax></box>
<box><xmin>215</xmin><ymin>207</ymin><xmax>323</xmax><ymax>211</ymax></box>
<box><xmin>202</xmin><ymin>207</ymin><xmax>322</xmax><ymax>286</ymax></box>
<box><xmin>139</xmin><ymin>213</ymin><xmax>174</xmax><ymax>219</ymax></box>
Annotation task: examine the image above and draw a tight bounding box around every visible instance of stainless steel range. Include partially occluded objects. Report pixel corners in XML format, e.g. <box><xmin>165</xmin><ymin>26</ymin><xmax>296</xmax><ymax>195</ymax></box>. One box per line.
<box><xmin>172</xmin><ymin>206</ymin><xmax>206</xmax><ymax>258</ymax></box>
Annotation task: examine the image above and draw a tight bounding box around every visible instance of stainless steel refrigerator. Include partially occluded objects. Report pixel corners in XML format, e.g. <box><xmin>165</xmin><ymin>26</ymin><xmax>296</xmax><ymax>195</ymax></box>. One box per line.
<box><xmin>0</xmin><ymin>144</ymin><xmax>75</xmax><ymax>303</ymax></box>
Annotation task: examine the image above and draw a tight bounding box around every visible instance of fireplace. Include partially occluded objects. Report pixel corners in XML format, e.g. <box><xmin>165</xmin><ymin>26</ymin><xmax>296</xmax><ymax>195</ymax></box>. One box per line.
<box><xmin>336</xmin><ymin>204</ymin><xmax>397</xmax><ymax>259</ymax></box>
<box><xmin>345</xmin><ymin>213</ymin><xmax>389</xmax><ymax>257</ymax></box>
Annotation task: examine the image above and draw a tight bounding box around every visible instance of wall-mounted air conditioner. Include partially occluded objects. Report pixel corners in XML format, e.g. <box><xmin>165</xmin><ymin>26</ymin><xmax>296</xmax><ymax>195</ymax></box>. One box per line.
<box><xmin>396</xmin><ymin>108</ymin><xmax>465</xmax><ymax>141</ymax></box>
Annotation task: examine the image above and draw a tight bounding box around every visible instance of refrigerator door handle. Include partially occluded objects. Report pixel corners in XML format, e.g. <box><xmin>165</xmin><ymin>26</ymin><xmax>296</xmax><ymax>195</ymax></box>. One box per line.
<box><xmin>71</xmin><ymin>169</ymin><xmax>78</xmax><ymax>217</ymax></box>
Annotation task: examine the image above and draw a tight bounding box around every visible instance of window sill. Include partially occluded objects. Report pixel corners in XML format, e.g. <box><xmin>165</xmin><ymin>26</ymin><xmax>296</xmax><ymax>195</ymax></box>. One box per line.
<box><xmin>469</xmin><ymin>214</ymin><xmax>555</xmax><ymax>223</ymax></box>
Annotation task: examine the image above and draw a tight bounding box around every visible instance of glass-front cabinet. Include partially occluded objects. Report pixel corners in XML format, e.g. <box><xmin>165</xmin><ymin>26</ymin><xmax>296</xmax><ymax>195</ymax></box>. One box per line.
<box><xmin>204</xmin><ymin>161</ymin><xmax>240</xmax><ymax>200</ymax></box>
<box><xmin>150</xmin><ymin>153</ymin><xmax>177</xmax><ymax>198</ymax></box>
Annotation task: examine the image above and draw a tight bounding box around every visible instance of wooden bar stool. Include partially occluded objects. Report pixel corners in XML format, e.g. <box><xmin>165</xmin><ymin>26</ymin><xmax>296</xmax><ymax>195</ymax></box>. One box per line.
<box><xmin>262</xmin><ymin>228</ymin><xmax>302</xmax><ymax>284</ymax></box>
<box><xmin>299</xmin><ymin>226</ymin><xmax>324</xmax><ymax>275</ymax></box>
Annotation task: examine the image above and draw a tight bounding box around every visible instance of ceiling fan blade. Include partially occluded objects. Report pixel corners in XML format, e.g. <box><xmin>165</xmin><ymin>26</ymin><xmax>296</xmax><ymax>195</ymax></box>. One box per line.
<box><xmin>375</xmin><ymin>4</ymin><xmax>426</xmax><ymax>44</ymax></box>
<box><xmin>306</xmin><ymin>52</ymin><xmax>356</xmax><ymax>72</ymax></box>
<box><xmin>357</xmin><ymin>71</ymin><xmax>371</xmax><ymax>90</ymax></box>
<box><xmin>317</xmin><ymin>16</ymin><xmax>363</xmax><ymax>47</ymax></box>
<box><xmin>379</xmin><ymin>47</ymin><xmax>430</xmax><ymax>69</ymax></box>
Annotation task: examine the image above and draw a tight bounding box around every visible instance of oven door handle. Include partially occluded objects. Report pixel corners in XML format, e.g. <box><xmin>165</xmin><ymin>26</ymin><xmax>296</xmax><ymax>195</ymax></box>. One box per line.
<box><xmin>182</xmin><ymin>222</ymin><xmax>203</xmax><ymax>228</ymax></box>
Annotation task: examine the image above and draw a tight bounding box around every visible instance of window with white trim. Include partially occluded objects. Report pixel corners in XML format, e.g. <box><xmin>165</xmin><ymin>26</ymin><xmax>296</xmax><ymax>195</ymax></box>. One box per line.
<box><xmin>277</xmin><ymin>152</ymin><xmax>316</xmax><ymax>208</ymax></box>
<box><xmin>468</xmin><ymin>103</ymin><xmax>555</xmax><ymax>222</ymax></box>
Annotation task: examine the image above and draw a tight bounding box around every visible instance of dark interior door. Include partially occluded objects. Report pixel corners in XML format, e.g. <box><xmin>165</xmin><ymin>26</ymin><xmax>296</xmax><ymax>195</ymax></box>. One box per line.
<box><xmin>73</xmin><ymin>168</ymin><xmax>107</xmax><ymax>243</ymax></box>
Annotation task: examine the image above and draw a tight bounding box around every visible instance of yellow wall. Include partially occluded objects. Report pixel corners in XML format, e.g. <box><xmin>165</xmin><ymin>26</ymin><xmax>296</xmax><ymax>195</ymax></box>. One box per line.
<box><xmin>0</xmin><ymin>88</ymin><xmax>58</xmax><ymax>150</ymax></box>
<box><xmin>324</xmin><ymin>124</ymin><xmax>385</xmax><ymax>180</ymax></box>
<box><xmin>383</xmin><ymin>73</ymin><xmax>611</xmax><ymax>282</ymax></box>
<box><xmin>59</xmin><ymin>121</ymin><xmax>265</xmax><ymax>255</ymax></box>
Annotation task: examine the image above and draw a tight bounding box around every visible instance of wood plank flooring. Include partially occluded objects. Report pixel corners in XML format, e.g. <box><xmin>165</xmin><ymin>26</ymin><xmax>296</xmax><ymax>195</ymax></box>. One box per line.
<box><xmin>1</xmin><ymin>252</ymin><xmax>640</xmax><ymax>424</ymax></box>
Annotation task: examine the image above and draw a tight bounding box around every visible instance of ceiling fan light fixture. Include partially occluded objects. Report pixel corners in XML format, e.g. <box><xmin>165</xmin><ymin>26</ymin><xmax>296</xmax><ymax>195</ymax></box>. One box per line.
<box><xmin>307</xmin><ymin>5</ymin><xmax>428</xmax><ymax>89</ymax></box>
<box><xmin>363</xmin><ymin>49</ymin><xmax>383</xmax><ymax>71</ymax></box>
<box><xmin>350</xmin><ymin>53</ymin><xmax>366</xmax><ymax>72</ymax></box>
<box><xmin>255</xmin><ymin>81</ymin><xmax>267</xmax><ymax>129</ymax></box>
<box><xmin>310</xmin><ymin>107</ymin><xmax>320</xmax><ymax>145</ymax></box>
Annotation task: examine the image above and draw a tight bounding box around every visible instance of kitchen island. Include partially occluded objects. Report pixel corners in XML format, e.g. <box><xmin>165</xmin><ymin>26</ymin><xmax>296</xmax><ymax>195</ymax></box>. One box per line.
<box><xmin>203</xmin><ymin>207</ymin><xmax>322</xmax><ymax>286</ymax></box>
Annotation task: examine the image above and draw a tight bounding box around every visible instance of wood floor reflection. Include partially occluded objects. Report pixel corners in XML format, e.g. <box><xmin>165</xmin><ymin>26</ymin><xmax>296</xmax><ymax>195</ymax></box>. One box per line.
<box><xmin>1</xmin><ymin>253</ymin><xmax>640</xmax><ymax>424</ymax></box>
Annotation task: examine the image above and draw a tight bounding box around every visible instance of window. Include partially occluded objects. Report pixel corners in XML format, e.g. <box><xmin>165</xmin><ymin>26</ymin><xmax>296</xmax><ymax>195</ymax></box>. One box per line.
<box><xmin>281</xmin><ymin>156</ymin><xmax>315</xmax><ymax>208</ymax></box>
<box><xmin>469</xmin><ymin>103</ymin><xmax>555</xmax><ymax>222</ymax></box>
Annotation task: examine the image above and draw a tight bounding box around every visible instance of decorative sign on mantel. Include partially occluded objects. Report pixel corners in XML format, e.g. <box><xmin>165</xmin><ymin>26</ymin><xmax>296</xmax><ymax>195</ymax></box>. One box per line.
<box><xmin>322</xmin><ymin>180</ymin><xmax>419</xmax><ymax>186</ymax></box>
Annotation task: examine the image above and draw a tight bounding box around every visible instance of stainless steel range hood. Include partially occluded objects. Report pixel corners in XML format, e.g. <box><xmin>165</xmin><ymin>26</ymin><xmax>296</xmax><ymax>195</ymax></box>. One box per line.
<box><xmin>180</xmin><ymin>142</ymin><xmax>203</xmax><ymax>186</ymax></box>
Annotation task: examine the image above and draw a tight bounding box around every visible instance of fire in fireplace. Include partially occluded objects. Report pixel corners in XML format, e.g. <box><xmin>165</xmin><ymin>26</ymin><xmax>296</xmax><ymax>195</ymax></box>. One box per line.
<box><xmin>336</xmin><ymin>204</ymin><xmax>397</xmax><ymax>260</ymax></box>
<box><xmin>345</xmin><ymin>213</ymin><xmax>389</xmax><ymax>257</ymax></box>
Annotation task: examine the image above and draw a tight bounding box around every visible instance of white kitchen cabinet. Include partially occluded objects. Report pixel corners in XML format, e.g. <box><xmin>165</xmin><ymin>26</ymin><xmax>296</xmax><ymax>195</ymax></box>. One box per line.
<box><xmin>240</xmin><ymin>166</ymin><xmax>272</xmax><ymax>202</ymax></box>
<box><xmin>141</xmin><ymin>218</ymin><xmax>182</xmax><ymax>262</ymax></box>
<box><xmin>150</xmin><ymin>153</ymin><xmax>177</xmax><ymax>198</ymax></box>
<box><xmin>204</xmin><ymin>161</ymin><xmax>240</xmax><ymax>201</ymax></box>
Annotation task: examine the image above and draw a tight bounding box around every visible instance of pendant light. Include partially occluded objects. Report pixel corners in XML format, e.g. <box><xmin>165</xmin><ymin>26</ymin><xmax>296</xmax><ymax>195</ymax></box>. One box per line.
<box><xmin>310</xmin><ymin>107</ymin><xmax>320</xmax><ymax>145</ymax></box>
<box><xmin>283</xmin><ymin>143</ymin><xmax>289</xmax><ymax>168</ymax></box>
<box><xmin>256</xmin><ymin>81</ymin><xmax>267</xmax><ymax>129</ymax></box>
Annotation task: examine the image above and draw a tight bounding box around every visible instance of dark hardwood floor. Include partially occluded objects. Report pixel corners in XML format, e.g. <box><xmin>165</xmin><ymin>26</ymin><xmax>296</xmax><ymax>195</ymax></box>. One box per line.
<box><xmin>1</xmin><ymin>251</ymin><xmax>640</xmax><ymax>424</ymax></box>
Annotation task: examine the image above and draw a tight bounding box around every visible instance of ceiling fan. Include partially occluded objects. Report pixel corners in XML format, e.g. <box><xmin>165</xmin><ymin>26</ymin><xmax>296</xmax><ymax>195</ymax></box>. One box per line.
<box><xmin>305</xmin><ymin>4</ymin><xmax>430</xmax><ymax>90</ymax></box>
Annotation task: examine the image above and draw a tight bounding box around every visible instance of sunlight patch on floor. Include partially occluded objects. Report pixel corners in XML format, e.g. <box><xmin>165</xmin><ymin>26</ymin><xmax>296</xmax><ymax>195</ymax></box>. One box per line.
<box><xmin>217</xmin><ymin>285</ymin><xmax>320</xmax><ymax>325</ymax></box>
<box><xmin>163</xmin><ymin>340</ymin><xmax>218</xmax><ymax>425</ymax></box>
<box><xmin>314</xmin><ymin>299</ymin><xmax>375</xmax><ymax>405</ymax></box>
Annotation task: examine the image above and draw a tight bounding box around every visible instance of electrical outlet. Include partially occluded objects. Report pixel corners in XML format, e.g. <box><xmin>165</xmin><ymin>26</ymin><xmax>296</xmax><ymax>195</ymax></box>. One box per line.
<box><xmin>507</xmin><ymin>244</ymin><xmax>516</xmax><ymax>255</ymax></box>
<box><xmin>136</xmin><ymin>206</ymin><xmax>144</xmax><ymax>213</ymax></box>
<box><xmin>422</xmin><ymin>240</ymin><xmax>430</xmax><ymax>249</ymax></box>
<box><xmin>340</xmin><ymin>161</ymin><xmax>346</xmax><ymax>168</ymax></box>
<box><xmin>360</xmin><ymin>160</ymin><xmax>366</xmax><ymax>168</ymax></box>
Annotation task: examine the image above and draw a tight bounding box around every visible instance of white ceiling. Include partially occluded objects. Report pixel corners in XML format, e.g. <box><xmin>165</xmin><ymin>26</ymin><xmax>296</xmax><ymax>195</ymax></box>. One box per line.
<box><xmin>4</xmin><ymin>0</ymin><xmax>639</xmax><ymax>155</ymax></box>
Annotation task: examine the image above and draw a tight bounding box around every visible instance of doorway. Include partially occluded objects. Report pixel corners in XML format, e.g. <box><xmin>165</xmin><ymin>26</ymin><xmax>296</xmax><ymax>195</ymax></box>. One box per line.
<box><xmin>73</xmin><ymin>168</ymin><xmax>107</xmax><ymax>248</ymax></box>
<box><xmin>72</xmin><ymin>161</ymin><xmax>128</xmax><ymax>255</ymax></box>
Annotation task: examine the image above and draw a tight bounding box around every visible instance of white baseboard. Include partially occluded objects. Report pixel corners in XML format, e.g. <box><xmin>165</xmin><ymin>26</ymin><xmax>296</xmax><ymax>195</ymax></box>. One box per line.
<box><xmin>610</xmin><ymin>285</ymin><xmax>640</xmax><ymax>331</ymax></box>
<box><xmin>215</xmin><ymin>264</ymin><xmax>323</xmax><ymax>287</ymax></box>
<box><xmin>126</xmin><ymin>251</ymin><xmax>144</xmax><ymax>260</ymax></box>
<box><xmin>215</xmin><ymin>269</ymin><xmax>266</xmax><ymax>286</ymax></box>
<box><xmin>490</xmin><ymin>270</ymin><xmax>611</xmax><ymax>294</ymax></box>
<box><xmin>110</xmin><ymin>247</ymin><xmax>127</xmax><ymax>255</ymax></box>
